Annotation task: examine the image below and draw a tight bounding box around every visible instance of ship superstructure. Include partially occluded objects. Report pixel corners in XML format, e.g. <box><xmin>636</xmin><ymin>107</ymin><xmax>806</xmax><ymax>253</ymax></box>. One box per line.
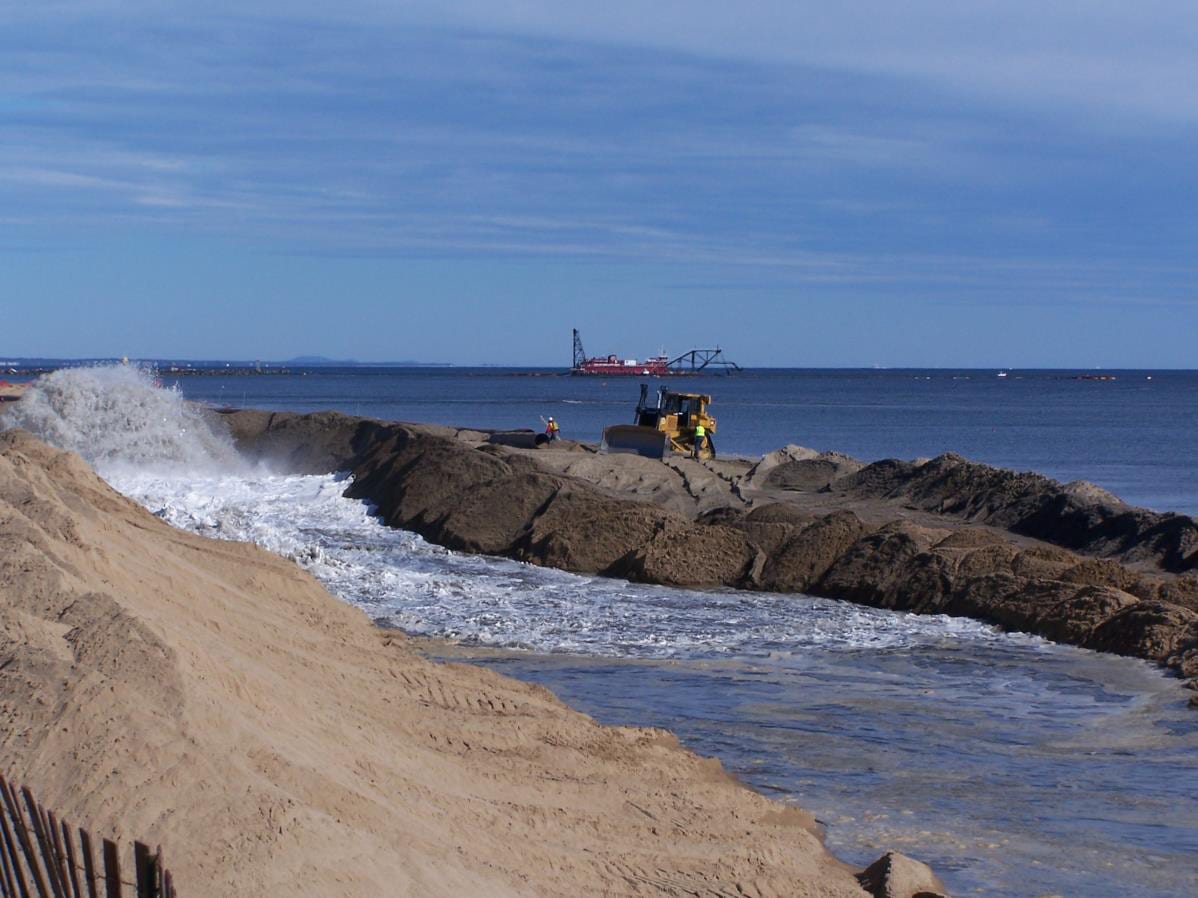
<box><xmin>569</xmin><ymin>329</ymin><xmax>739</xmax><ymax>376</ymax></box>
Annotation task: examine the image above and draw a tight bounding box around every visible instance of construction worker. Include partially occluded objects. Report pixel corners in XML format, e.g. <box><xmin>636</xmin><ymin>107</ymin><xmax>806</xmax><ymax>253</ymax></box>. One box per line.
<box><xmin>545</xmin><ymin>416</ymin><xmax>561</xmax><ymax>440</ymax></box>
<box><xmin>691</xmin><ymin>422</ymin><xmax>706</xmax><ymax>459</ymax></box>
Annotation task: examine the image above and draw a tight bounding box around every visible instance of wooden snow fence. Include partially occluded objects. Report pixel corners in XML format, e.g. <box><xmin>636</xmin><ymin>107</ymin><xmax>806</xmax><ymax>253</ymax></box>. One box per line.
<box><xmin>0</xmin><ymin>774</ymin><xmax>176</xmax><ymax>898</ymax></box>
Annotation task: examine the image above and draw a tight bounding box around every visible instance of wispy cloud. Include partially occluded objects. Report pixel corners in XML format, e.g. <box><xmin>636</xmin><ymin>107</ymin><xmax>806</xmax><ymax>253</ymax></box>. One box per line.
<box><xmin>1</xmin><ymin>2</ymin><xmax>1195</xmax><ymax>322</ymax></box>
<box><xmin>104</xmin><ymin>1</ymin><xmax>1193</xmax><ymax>126</ymax></box>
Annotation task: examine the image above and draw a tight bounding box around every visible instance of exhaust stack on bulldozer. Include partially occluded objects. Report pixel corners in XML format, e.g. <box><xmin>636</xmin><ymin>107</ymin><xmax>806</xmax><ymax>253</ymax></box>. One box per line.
<box><xmin>601</xmin><ymin>383</ymin><xmax>717</xmax><ymax>460</ymax></box>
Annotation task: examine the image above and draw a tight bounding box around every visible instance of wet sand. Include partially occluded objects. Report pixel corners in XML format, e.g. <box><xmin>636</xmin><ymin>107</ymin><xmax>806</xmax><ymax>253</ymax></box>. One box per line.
<box><xmin>423</xmin><ymin>638</ymin><xmax>1198</xmax><ymax>898</ymax></box>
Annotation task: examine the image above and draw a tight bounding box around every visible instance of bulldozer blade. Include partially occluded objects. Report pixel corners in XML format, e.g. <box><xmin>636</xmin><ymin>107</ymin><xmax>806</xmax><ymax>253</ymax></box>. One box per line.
<box><xmin>600</xmin><ymin>425</ymin><xmax>669</xmax><ymax>459</ymax></box>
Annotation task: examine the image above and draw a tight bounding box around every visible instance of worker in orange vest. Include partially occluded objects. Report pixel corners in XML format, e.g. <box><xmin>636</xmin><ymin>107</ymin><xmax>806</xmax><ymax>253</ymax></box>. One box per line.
<box><xmin>545</xmin><ymin>417</ymin><xmax>561</xmax><ymax>440</ymax></box>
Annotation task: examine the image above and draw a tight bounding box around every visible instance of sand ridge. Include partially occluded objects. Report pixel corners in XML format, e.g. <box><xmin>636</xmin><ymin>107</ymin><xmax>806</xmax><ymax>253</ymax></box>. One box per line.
<box><xmin>0</xmin><ymin>429</ymin><xmax>895</xmax><ymax>897</ymax></box>
<box><xmin>217</xmin><ymin>410</ymin><xmax>1198</xmax><ymax>699</ymax></box>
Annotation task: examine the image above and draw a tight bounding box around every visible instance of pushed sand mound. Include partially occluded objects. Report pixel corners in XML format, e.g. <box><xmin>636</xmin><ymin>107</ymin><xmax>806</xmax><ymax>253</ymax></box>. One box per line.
<box><xmin>0</xmin><ymin>428</ymin><xmax>882</xmax><ymax>897</ymax></box>
<box><xmin>213</xmin><ymin>409</ymin><xmax>1198</xmax><ymax>696</ymax></box>
<box><xmin>834</xmin><ymin>452</ymin><xmax>1198</xmax><ymax>573</ymax></box>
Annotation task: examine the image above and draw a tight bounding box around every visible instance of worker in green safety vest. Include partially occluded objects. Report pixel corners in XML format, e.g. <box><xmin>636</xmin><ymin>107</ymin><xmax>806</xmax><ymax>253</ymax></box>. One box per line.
<box><xmin>691</xmin><ymin>422</ymin><xmax>706</xmax><ymax>459</ymax></box>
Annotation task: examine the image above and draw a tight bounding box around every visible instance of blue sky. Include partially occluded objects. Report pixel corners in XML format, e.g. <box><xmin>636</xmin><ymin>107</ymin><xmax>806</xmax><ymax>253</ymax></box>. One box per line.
<box><xmin>2</xmin><ymin>2</ymin><xmax>1196</xmax><ymax>366</ymax></box>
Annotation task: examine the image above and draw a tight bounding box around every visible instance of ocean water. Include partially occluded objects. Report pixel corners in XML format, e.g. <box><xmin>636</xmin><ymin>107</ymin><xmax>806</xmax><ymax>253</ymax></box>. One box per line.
<box><xmin>109</xmin><ymin>468</ymin><xmax>1197</xmax><ymax>898</ymax></box>
<box><xmin>168</xmin><ymin>366</ymin><xmax>1198</xmax><ymax>515</ymax></box>
<box><xmin>5</xmin><ymin>366</ymin><xmax>1198</xmax><ymax>897</ymax></box>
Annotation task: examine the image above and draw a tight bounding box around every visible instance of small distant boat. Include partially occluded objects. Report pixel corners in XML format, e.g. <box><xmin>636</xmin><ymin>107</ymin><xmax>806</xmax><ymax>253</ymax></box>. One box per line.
<box><xmin>997</xmin><ymin>371</ymin><xmax>1008</xmax><ymax>378</ymax></box>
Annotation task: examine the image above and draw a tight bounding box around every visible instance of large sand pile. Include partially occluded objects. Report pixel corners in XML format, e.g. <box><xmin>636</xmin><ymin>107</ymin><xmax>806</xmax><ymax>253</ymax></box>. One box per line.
<box><xmin>0</xmin><ymin>429</ymin><xmax>884</xmax><ymax>897</ymax></box>
<box><xmin>217</xmin><ymin>410</ymin><xmax>1198</xmax><ymax>695</ymax></box>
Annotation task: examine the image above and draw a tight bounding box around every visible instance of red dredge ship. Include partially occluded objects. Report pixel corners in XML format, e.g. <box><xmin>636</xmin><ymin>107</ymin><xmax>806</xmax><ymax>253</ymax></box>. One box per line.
<box><xmin>569</xmin><ymin>329</ymin><xmax>740</xmax><ymax>377</ymax></box>
<box><xmin>572</xmin><ymin>330</ymin><xmax>670</xmax><ymax>376</ymax></box>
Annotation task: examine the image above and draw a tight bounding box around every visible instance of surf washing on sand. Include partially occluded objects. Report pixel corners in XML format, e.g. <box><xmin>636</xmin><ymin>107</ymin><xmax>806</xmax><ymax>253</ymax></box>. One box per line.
<box><xmin>4</xmin><ymin>366</ymin><xmax>1197</xmax><ymax>898</ymax></box>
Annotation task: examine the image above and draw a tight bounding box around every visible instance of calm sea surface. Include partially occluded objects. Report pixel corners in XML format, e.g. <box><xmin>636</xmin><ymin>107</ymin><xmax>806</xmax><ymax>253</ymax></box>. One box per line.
<box><xmin>171</xmin><ymin>367</ymin><xmax>1198</xmax><ymax>515</ymax></box>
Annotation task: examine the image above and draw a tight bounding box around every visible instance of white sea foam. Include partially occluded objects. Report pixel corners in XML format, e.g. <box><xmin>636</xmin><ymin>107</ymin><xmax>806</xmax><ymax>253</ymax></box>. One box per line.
<box><xmin>5</xmin><ymin>365</ymin><xmax>1025</xmax><ymax>658</ymax></box>
<box><xmin>1</xmin><ymin>365</ymin><xmax>247</xmax><ymax>477</ymax></box>
<box><xmin>109</xmin><ymin>468</ymin><xmax>1020</xmax><ymax>659</ymax></box>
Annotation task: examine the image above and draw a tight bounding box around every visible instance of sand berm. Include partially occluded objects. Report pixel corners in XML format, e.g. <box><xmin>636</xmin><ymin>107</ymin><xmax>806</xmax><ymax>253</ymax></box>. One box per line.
<box><xmin>222</xmin><ymin>409</ymin><xmax>1198</xmax><ymax>699</ymax></box>
<box><xmin>0</xmin><ymin>427</ymin><xmax>948</xmax><ymax>897</ymax></box>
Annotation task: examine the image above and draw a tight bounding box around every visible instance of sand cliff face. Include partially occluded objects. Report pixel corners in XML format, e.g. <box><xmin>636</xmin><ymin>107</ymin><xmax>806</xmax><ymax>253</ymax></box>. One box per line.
<box><xmin>221</xmin><ymin>410</ymin><xmax>1198</xmax><ymax>698</ymax></box>
<box><xmin>1</xmin><ymin>428</ymin><xmax>900</xmax><ymax>897</ymax></box>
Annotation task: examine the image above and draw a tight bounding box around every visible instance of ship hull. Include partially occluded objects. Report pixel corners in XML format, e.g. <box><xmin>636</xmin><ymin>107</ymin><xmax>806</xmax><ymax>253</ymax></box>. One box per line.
<box><xmin>572</xmin><ymin>362</ymin><xmax>673</xmax><ymax>376</ymax></box>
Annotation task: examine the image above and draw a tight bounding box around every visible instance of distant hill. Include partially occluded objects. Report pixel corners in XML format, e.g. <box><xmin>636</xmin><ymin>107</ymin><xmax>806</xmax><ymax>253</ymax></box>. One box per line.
<box><xmin>285</xmin><ymin>355</ymin><xmax>351</xmax><ymax>365</ymax></box>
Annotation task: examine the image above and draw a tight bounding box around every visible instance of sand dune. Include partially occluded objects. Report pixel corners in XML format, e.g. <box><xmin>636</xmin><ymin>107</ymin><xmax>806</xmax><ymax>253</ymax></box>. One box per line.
<box><xmin>0</xmin><ymin>428</ymin><xmax>910</xmax><ymax>897</ymax></box>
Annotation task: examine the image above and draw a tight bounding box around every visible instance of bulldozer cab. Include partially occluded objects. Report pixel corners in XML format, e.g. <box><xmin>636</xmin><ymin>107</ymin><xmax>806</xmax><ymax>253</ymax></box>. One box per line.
<box><xmin>633</xmin><ymin>384</ymin><xmax>709</xmax><ymax>422</ymax></box>
<box><xmin>658</xmin><ymin>391</ymin><xmax>706</xmax><ymax>429</ymax></box>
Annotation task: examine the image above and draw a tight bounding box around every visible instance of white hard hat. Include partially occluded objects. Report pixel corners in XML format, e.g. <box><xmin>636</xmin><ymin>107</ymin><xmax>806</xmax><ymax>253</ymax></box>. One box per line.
<box><xmin>548</xmin><ymin>416</ymin><xmax>554</xmax><ymax>421</ymax></box>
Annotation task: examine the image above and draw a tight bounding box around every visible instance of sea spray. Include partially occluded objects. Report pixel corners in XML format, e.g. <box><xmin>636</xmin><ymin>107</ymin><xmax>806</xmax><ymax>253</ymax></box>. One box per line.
<box><xmin>0</xmin><ymin>365</ymin><xmax>248</xmax><ymax>476</ymax></box>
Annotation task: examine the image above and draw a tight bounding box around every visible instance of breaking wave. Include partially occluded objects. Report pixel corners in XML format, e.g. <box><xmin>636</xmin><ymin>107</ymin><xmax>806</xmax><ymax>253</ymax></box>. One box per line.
<box><xmin>0</xmin><ymin>365</ymin><xmax>247</xmax><ymax>476</ymax></box>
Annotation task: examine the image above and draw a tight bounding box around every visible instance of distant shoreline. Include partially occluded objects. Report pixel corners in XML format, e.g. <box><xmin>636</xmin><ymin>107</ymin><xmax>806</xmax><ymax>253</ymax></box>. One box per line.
<box><xmin>4</xmin><ymin>359</ymin><xmax>1198</xmax><ymax>373</ymax></box>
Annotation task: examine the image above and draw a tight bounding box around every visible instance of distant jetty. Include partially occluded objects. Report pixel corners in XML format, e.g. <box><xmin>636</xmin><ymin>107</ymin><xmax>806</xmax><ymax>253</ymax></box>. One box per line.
<box><xmin>2</xmin><ymin>362</ymin><xmax>293</xmax><ymax>377</ymax></box>
<box><xmin>161</xmin><ymin>365</ymin><xmax>293</xmax><ymax>377</ymax></box>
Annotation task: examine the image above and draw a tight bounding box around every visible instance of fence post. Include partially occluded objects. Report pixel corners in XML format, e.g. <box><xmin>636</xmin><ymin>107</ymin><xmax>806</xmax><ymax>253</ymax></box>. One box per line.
<box><xmin>76</xmin><ymin>832</ymin><xmax>96</xmax><ymax>898</ymax></box>
<box><xmin>0</xmin><ymin>780</ymin><xmax>48</xmax><ymax>898</ymax></box>
<box><xmin>19</xmin><ymin>789</ymin><xmax>64</xmax><ymax>898</ymax></box>
<box><xmin>45</xmin><ymin>813</ymin><xmax>71</xmax><ymax>898</ymax></box>
<box><xmin>0</xmin><ymin>780</ymin><xmax>172</xmax><ymax>898</ymax></box>
<box><xmin>0</xmin><ymin>784</ymin><xmax>30</xmax><ymax>898</ymax></box>
<box><xmin>58</xmin><ymin>822</ymin><xmax>81</xmax><ymax>898</ymax></box>
<box><xmin>100</xmin><ymin>842</ymin><xmax>120</xmax><ymax>898</ymax></box>
<box><xmin>132</xmin><ymin>844</ymin><xmax>158</xmax><ymax>898</ymax></box>
<box><xmin>0</xmin><ymin>809</ymin><xmax>18</xmax><ymax>898</ymax></box>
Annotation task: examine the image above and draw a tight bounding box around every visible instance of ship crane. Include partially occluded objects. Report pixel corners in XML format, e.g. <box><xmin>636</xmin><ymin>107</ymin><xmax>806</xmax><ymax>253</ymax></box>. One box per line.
<box><xmin>570</xmin><ymin>329</ymin><xmax>739</xmax><ymax>376</ymax></box>
<box><xmin>572</xmin><ymin>328</ymin><xmax>588</xmax><ymax>370</ymax></box>
<box><xmin>666</xmin><ymin>347</ymin><xmax>741</xmax><ymax>374</ymax></box>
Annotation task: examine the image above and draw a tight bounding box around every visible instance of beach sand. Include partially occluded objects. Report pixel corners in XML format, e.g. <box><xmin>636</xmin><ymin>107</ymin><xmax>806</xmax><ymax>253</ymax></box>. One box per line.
<box><xmin>0</xmin><ymin>428</ymin><xmax>914</xmax><ymax>896</ymax></box>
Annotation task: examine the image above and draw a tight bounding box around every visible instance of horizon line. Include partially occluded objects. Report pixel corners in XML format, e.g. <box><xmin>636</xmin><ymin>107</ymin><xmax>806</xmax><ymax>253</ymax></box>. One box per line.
<box><xmin>3</xmin><ymin>357</ymin><xmax>1197</xmax><ymax>373</ymax></box>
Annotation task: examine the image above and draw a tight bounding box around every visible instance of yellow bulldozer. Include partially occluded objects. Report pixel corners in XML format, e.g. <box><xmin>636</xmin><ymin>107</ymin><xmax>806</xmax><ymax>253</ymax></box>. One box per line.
<box><xmin>601</xmin><ymin>383</ymin><xmax>717</xmax><ymax>460</ymax></box>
